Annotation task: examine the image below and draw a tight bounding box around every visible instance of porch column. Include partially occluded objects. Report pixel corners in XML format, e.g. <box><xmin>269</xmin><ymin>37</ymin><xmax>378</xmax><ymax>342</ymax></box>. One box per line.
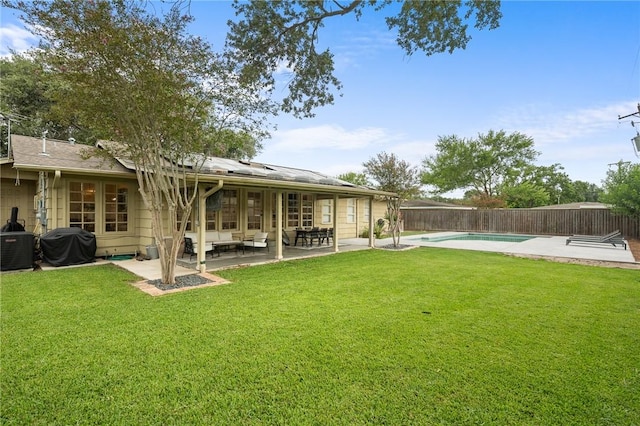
<box><xmin>368</xmin><ymin>196</ymin><xmax>375</xmax><ymax>248</ymax></box>
<box><xmin>198</xmin><ymin>181</ymin><xmax>223</xmax><ymax>273</ymax></box>
<box><xmin>333</xmin><ymin>194</ymin><xmax>339</xmax><ymax>252</ymax></box>
<box><xmin>275</xmin><ymin>190</ymin><xmax>284</xmax><ymax>260</ymax></box>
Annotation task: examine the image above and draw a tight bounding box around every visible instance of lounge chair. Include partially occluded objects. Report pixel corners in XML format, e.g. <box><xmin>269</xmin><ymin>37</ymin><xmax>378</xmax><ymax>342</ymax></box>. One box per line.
<box><xmin>243</xmin><ymin>232</ymin><xmax>269</xmax><ymax>253</ymax></box>
<box><xmin>566</xmin><ymin>230</ymin><xmax>626</xmax><ymax>250</ymax></box>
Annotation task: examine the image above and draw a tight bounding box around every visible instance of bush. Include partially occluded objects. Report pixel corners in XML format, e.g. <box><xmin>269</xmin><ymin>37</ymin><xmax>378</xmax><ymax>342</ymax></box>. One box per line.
<box><xmin>361</xmin><ymin>220</ymin><xmax>385</xmax><ymax>238</ymax></box>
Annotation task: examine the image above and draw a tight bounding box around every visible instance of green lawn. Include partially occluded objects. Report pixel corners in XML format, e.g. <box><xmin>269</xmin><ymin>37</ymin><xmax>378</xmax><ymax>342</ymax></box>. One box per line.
<box><xmin>1</xmin><ymin>248</ymin><xmax>639</xmax><ymax>425</ymax></box>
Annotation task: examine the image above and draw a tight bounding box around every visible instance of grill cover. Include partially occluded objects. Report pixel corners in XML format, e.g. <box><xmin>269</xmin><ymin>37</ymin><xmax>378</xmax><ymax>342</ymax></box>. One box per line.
<box><xmin>0</xmin><ymin>232</ymin><xmax>34</xmax><ymax>271</ymax></box>
<box><xmin>40</xmin><ymin>227</ymin><xmax>97</xmax><ymax>267</ymax></box>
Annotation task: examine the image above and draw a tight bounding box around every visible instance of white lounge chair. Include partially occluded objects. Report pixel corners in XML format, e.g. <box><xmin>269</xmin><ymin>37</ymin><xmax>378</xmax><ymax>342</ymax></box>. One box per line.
<box><xmin>243</xmin><ymin>232</ymin><xmax>269</xmax><ymax>253</ymax></box>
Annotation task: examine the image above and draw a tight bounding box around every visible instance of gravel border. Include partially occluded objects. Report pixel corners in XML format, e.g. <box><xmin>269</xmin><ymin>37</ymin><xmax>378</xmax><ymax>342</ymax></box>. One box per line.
<box><xmin>147</xmin><ymin>274</ymin><xmax>213</xmax><ymax>291</ymax></box>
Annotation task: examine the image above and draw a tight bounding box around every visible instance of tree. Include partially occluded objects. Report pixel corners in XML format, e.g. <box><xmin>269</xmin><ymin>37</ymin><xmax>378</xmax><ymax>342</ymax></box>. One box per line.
<box><xmin>572</xmin><ymin>180</ymin><xmax>602</xmax><ymax>203</ymax></box>
<box><xmin>499</xmin><ymin>163</ymin><xmax>571</xmax><ymax>207</ymax></box>
<box><xmin>363</xmin><ymin>152</ymin><xmax>421</xmax><ymax>247</ymax></box>
<box><xmin>600</xmin><ymin>162</ymin><xmax>640</xmax><ymax>218</ymax></box>
<box><xmin>422</xmin><ymin>130</ymin><xmax>538</xmax><ymax>201</ymax></box>
<box><xmin>7</xmin><ymin>0</ymin><xmax>274</xmax><ymax>284</ymax></box>
<box><xmin>227</xmin><ymin>0</ymin><xmax>502</xmax><ymax>117</ymax></box>
<box><xmin>500</xmin><ymin>181</ymin><xmax>550</xmax><ymax>208</ymax></box>
<box><xmin>336</xmin><ymin>171</ymin><xmax>369</xmax><ymax>186</ymax></box>
<box><xmin>0</xmin><ymin>55</ymin><xmax>96</xmax><ymax>152</ymax></box>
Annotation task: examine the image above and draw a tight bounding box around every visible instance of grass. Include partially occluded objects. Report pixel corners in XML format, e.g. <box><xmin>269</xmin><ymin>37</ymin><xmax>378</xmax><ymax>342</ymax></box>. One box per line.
<box><xmin>2</xmin><ymin>248</ymin><xmax>639</xmax><ymax>424</ymax></box>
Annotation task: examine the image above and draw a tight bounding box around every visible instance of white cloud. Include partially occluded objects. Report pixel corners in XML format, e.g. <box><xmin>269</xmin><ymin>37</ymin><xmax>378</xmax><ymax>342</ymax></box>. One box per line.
<box><xmin>494</xmin><ymin>100</ymin><xmax>639</xmax><ymax>147</ymax></box>
<box><xmin>332</xmin><ymin>28</ymin><xmax>397</xmax><ymax>70</ymax></box>
<box><xmin>0</xmin><ymin>23</ymin><xmax>38</xmax><ymax>56</ymax></box>
<box><xmin>270</xmin><ymin>124</ymin><xmax>398</xmax><ymax>152</ymax></box>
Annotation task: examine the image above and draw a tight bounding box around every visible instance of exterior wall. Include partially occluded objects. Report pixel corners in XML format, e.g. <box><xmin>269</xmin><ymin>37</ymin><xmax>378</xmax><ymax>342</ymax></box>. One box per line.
<box><xmin>49</xmin><ymin>174</ymin><xmax>144</xmax><ymax>257</ymax></box>
<box><xmin>0</xmin><ymin>174</ymin><xmax>38</xmax><ymax>232</ymax></box>
<box><xmin>370</xmin><ymin>198</ymin><xmax>388</xmax><ymax>230</ymax></box>
<box><xmin>3</xmin><ymin>161</ymin><xmax>388</xmax><ymax>259</ymax></box>
<box><xmin>315</xmin><ymin>198</ymin><xmax>386</xmax><ymax>238</ymax></box>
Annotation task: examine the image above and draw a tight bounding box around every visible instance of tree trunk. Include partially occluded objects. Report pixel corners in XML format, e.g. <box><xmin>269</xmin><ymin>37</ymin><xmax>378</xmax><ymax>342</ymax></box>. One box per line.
<box><xmin>386</xmin><ymin>198</ymin><xmax>402</xmax><ymax>247</ymax></box>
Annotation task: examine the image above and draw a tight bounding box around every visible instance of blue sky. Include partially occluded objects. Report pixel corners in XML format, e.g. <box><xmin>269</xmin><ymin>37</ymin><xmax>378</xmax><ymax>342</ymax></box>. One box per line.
<box><xmin>1</xmin><ymin>1</ymin><xmax>639</xmax><ymax>197</ymax></box>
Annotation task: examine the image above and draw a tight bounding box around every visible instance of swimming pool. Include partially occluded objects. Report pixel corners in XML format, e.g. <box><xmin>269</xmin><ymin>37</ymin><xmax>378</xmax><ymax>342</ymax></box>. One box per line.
<box><xmin>417</xmin><ymin>233</ymin><xmax>539</xmax><ymax>243</ymax></box>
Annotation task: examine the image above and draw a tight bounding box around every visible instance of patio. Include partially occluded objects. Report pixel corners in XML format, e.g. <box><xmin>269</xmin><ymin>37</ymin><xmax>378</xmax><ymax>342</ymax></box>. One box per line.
<box><xmin>176</xmin><ymin>240</ymin><xmax>370</xmax><ymax>272</ymax></box>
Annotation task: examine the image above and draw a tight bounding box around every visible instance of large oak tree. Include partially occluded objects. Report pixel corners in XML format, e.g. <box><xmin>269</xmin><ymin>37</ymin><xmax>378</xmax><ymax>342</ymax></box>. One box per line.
<box><xmin>421</xmin><ymin>130</ymin><xmax>538</xmax><ymax>201</ymax></box>
<box><xmin>227</xmin><ymin>0</ymin><xmax>502</xmax><ymax>117</ymax></box>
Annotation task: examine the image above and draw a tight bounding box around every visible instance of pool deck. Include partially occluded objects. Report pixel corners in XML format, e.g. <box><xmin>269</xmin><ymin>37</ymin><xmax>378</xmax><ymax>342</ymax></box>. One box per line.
<box><xmin>398</xmin><ymin>232</ymin><xmax>636</xmax><ymax>264</ymax></box>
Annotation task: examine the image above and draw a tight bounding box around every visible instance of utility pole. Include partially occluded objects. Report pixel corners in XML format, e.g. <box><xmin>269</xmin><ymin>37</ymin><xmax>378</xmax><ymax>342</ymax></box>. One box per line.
<box><xmin>608</xmin><ymin>160</ymin><xmax>631</xmax><ymax>171</ymax></box>
<box><xmin>618</xmin><ymin>103</ymin><xmax>640</xmax><ymax>156</ymax></box>
<box><xmin>617</xmin><ymin>103</ymin><xmax>640</xmax><ymax>121</ymax></box>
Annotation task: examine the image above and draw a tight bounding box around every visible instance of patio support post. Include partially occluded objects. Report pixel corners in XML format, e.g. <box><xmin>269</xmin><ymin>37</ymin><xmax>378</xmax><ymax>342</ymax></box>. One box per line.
<box><xmin>275</xmin><ymin>190</ymin><xmax>284</xmax><ymax>259</ymax></box>
<box><xmin>198</xmin><ymin>181</ymin><xmax>223</xmax><ymax>273</ymax></box>
<box><xmin>368</xmin><ymin>196</ymin><xmax>375</xmax><ymax>248</ymax></box>
<box><xmin>333</xmin><ymin>194</ymin><xmax>339</xmax><ymax>252</ymax></box>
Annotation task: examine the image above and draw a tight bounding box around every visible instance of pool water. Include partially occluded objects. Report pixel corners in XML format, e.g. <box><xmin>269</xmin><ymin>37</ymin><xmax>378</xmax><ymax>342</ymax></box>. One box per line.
<box><xmin>418</xmin><ymin>233</ymin><xmax>538</xmax><ymax>243</ymax></box>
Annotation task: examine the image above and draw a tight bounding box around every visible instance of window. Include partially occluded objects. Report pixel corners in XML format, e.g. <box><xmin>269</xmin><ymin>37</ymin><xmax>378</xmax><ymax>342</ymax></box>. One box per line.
<box><xmin>287</xmin><ymin>193</ymin><xmax>299</xmax><ymax>228</ymax></box>
<box><xmin>271</xmin><ymin>193</ymin><xmax>285</xmax><ymax>229</ymax></box>
<box><xmin>203</xmin><ymin>190</ymin><xmax>223</xmax><ymax>231</ymax></box>
<box><xmin>266</xmin><ymin>192</ymin><xmax>318</xmax><ymax>229</ymax></box>
<box><xmin>205</xmin><ymin>209</ymin><xmax>217</xmax><ymax>231</ymax></box>
<box><xmin>104</xmin><ymin>184</ymin><xmax>128</xmax><ymax>232</ymax></box>
<box><xmin>321</xmin><ymin>200</ymin><xmax>332</xmax><ymax>224</ymax></box>
<box><xmin>363</xmin><ymin>200</ymin><xmax>370</xmax><ymax>224</ymax></box>
<box><xmin>247</xmin><ymin>191</ymin><xmax>263</xmax><ymax>230</ymax></box>
<box><xmin>346</xmin><ymin>198</ymin><xmax>356</xmax><ymax>223</ymax></box>
<box><xmin>302</xmin><ymin>194</ymin><xmax>313</xmax><ymax>227</ymax></box>
<box><xmin>69</xmin><ymin>182</ymin><xmax>96</xmax><ymax>232</ymax></box>
<box><xmin>221</xmin><ymin>189</ymin><xmax>238</xmax><ymax>230</ymax></box>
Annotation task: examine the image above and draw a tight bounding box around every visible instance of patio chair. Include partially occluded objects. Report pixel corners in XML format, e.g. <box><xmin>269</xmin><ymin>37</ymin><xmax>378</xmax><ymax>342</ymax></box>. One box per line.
<box><xmin>324</xmin><ymin>228</ymin><xmax>334</xmax><ymax>245</ymax></box>
<box><xmin>282</xmin><ymin>230</ymin><xmax>291</xmax><ymax>246</ymax></box>
<box><xmin>243</xmin><ymin>232</ymin><xmax>269</xmax><ymax>253</ymax></box>
<box><xmin>294</xmin><ymin>228</ymin><xmax>309</xmax><ymax>246</ymax></box>
<box><xmin>307</xmin><ymin>227</ymin><xmax>321</xmax><ymax>246</ymax></box>
<box><xmin>182</xmin><ymin>237</ymin><xmax>196</xmax><ymax>260</ymax></box>
<box><xmin>566</xmin><ymin>230</ymin><xmax>626</xmax><ymax>250</ymax></box>
<box><xmin>318</xmin><ymin>228</ymin><xmax>329</xmax><ymax>245</ymax></box>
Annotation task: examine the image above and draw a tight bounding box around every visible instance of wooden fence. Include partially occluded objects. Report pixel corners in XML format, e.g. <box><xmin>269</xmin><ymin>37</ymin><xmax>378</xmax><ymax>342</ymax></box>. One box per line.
<box><xmin>401</xmin><ymin>208</ymin><xmax>640</xmax><ymax>239</ymax></box>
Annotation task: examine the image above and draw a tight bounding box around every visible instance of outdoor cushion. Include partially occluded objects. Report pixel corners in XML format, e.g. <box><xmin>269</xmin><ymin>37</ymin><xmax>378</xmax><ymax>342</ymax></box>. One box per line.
<box><xmin>243</xmin><ymin>232</ymin><xmax>269</xmax><ymax>252</ymax></box>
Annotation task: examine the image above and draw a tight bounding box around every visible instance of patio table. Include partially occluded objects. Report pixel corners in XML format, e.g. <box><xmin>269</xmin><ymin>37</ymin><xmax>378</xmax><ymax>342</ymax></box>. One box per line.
<box><xmin>211</xmin><ymin>241</ymin><xmax>245</xmax><ymax>257</ymax></box>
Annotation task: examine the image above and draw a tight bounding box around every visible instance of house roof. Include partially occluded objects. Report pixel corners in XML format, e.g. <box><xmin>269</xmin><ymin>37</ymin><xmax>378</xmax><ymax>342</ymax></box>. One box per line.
<box><xmin>6</xmin><ymin>135</ymin><xmax>393</xmax><ymax>197</ymax></box>
<box><xmin>531</xmin><ymin>202</ymin><xmax>609</xmax><ymax>210</ymax></box>
<box><xmin>401</xmin><ymin>199</ymin><xmax>475</xmax><ymax>210</ymax></box>
<box><xmin>9</xmin><ymin>134</ymin><xmax>129</xmax><ymax>175</ymax></box>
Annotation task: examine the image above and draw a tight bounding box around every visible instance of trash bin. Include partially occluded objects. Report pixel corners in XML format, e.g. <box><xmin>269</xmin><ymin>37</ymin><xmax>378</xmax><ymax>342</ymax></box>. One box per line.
<box><xmin>146</xmin><ymin>245</ymin><xmax>159</xmax><ymax>259</ymax></box>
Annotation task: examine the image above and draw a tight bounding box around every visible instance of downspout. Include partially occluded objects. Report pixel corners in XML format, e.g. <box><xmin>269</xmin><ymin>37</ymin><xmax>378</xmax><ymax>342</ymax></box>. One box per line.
<box><xmin>197</xmin><ymin>180</ymin><xmax>223</xmax><ymax>273</ymax></box>
<box><xmin>37</xmin><ymin>171</ymin><xmax>49</xmax><ymax>234</ymax></box>
<box><xmin>50</xmin><ymin>170</ymin><xmax>61</xmax><ymax>234</ymax></box>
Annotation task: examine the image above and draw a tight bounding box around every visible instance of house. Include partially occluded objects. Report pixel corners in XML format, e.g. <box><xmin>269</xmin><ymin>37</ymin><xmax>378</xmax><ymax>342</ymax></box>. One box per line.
<box><xmin>1</xmin><ymin>135</ymin><xmax>392</xmax><ymax>267</ymax></box>
<box><xmin>401</xmin><ymin>199</ymin><xmax>475</xmax><ymax>210</ymax></box>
